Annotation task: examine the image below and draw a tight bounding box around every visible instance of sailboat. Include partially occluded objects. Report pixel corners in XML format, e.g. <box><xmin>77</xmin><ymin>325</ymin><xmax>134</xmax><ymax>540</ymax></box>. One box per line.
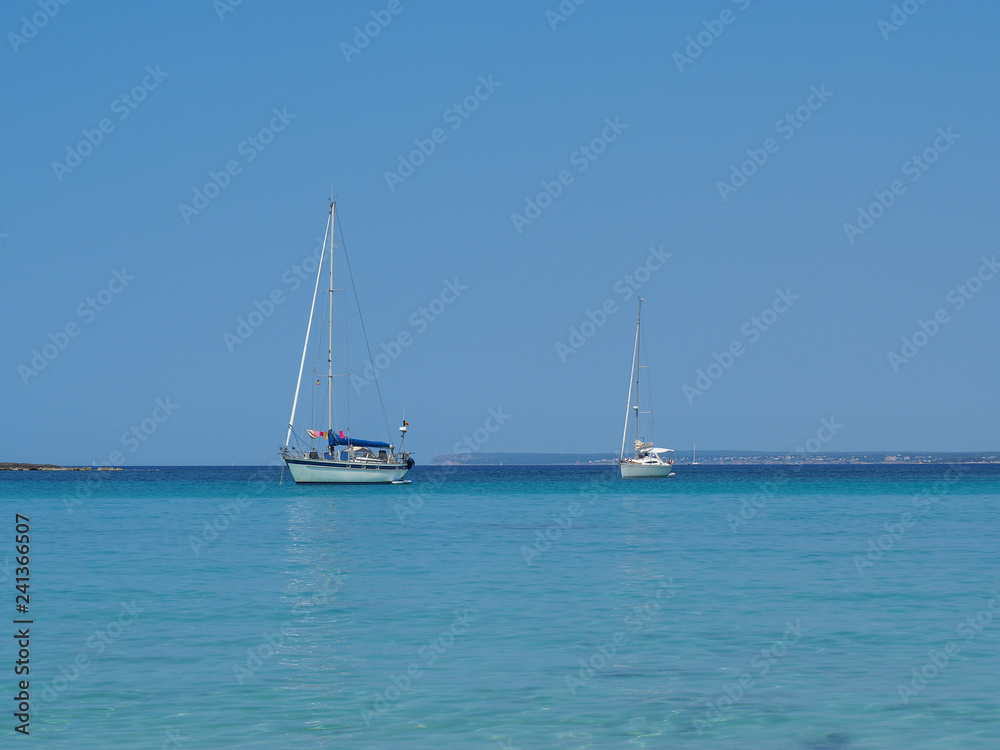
<box><xmin>619</xmin><ymin>298</ymin><xmax>675</xmax><ymax>479</ymax></box>
<box><xmin>280</xmin><ymin>200</ymin><xmax>414</xmax><ymax>484</ymax></box>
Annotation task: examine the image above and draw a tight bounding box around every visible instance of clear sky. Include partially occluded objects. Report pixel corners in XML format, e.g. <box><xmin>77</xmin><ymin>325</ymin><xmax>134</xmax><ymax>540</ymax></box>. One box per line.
<box><xmin>2</xmin><ymin>0</ymin><xmax>998</xmax><ymax>465</ymax></box>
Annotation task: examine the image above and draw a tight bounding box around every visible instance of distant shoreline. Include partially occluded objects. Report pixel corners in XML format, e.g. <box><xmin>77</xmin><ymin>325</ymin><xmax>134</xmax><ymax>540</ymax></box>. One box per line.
<box><xmin>430</xmin><ymin>460</ymin><xmax>1000</xmax><ymax>466</ymax></box>
<box><xmin>4</xmin><ymin>456</ymin><xmax>998</xmax><ymax>470</ymax></box>
<box><xmin>431</xmin><ymin>451</ymin><xmax>1000</xmax><ymax>466</ymax></box>
<box><xmin>0</xmin><ymin>463</ymin><xmax>122</xmax><ymax>471</ymax></box>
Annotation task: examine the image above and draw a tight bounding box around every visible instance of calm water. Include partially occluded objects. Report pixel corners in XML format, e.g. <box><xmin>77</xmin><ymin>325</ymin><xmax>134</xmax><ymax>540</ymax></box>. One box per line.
<box><xmin>1</xmin><ymin>464</ymin><xmax>999</xmax><ymax>748</ymax></box>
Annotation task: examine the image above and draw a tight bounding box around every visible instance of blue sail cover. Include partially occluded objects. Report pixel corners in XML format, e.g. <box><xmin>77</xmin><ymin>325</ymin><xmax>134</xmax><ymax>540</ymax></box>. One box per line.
<box><xmin>328</xmin><ymin>433</ymin><xmax>391</xmax><ymax>449</ymax></box>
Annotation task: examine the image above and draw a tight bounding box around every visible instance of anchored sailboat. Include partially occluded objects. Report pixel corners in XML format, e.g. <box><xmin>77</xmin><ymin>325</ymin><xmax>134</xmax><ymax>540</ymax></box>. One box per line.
<box><xmin>619</xmin><ymin>298</ymin><xmax>675</xmax><ymax>479</ymax></box>
<box><xmin>281</xmin><ymin>200</ymin><xmax>413</xmax><ymax>484</ymax></box>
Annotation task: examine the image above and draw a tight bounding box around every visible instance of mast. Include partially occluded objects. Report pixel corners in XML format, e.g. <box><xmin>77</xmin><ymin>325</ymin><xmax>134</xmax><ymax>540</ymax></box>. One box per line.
<box><xmin>620</xmin><ymin>298</ymin><xmax>641</xmax><ymax>461</ymax></box>
<box><xmin>633</xmin><ymin>297</ymin><xmax>643</xmax><ymax>454</ymax></box>
<box><xmin>328</xmin><ymin>201</ymin><xmax>335</xmax><ymax>438</ymax></box>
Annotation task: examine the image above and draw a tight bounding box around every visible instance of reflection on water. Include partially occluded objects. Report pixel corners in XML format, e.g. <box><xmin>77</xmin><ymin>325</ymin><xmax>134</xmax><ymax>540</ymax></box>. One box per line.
<box><xmin>4</xmin><ymin>464</ymin><xmax>999</xmax><ymax>748</ymax></box>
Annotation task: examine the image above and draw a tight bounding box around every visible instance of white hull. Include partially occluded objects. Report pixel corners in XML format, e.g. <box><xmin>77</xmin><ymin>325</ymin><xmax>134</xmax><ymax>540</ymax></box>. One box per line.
<box><xmin>281</xmin><ymin>200</ymin><xmax>414</xmax><ymax>484</ymax></box>
<box><xmin>284</xmin><ymin>458</ymin><xmax>409</xmax><ymax>484</ymax></box>
<box><xmin>620</xmin><ymin>461</ymin><xmax>676</xmax><ymax>479</ymax></box>
<box><xmin>618</xmin><ymin>298</ymin><xmax>676</xmax><ymax>480</ymax></box>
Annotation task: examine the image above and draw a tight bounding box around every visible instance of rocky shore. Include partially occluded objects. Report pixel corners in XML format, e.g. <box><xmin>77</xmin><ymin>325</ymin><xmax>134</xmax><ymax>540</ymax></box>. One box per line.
<box><xmin>0</xmin><ymin>463</ymin><xmax>122</xmax><ymax>471</ymax></box>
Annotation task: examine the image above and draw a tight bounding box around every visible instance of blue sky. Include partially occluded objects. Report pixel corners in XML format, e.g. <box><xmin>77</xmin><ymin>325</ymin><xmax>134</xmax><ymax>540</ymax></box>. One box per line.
<box><xmin>2</xmin><ymin>0</ymin><xmax>998</xmax><ymax>464</ymax></box>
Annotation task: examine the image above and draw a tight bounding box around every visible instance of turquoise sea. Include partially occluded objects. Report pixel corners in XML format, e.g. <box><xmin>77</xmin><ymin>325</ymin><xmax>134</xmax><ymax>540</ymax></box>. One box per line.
<box><xmin>2</xmin><ymin>464</ymin><xmax>999</xmax><ymax>748</ymax></box>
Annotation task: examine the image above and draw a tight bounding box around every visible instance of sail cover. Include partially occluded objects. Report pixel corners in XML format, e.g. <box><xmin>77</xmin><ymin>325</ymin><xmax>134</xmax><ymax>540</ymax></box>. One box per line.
<box><xmin>328</xmin><ymin>432</ymin><xmax>391</xmax><ymax>449</ymax></box>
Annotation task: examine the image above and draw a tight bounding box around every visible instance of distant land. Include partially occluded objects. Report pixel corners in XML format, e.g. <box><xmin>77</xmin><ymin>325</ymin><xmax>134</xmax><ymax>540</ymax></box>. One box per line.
<box><xmin>0</xmin><ymin>463</ymin><xmax>121</xmax><ymax>471</ymax></box>
<box><xmin>431</xmin><ymin>451</ymin><xmax>1000</xmax><ymax>466</ymax></box>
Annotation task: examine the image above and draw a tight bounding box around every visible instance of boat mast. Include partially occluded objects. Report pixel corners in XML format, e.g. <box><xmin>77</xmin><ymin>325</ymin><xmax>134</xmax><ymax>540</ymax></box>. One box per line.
<box><xmin>633</xmin><ymin>297</ymin><xmax>643</xmax><ymax>454</ymax></box>
<box><xmin>285</xmin><ymin>209</ymin><xmax>331</xmax><ymax>447</ymax></box>
<box><xmin>328</xmin><ymin>201</ymin><xmax>335</xmax><ymax>439</ymax></box>
<box><xmin>620</xmin><ymin>298</ymin><xmax>641</xmax><ymax>461</ymax></box>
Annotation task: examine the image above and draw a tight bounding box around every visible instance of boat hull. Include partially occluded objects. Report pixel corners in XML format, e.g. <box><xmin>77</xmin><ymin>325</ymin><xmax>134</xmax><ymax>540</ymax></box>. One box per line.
<box><xmin>620</xmin><ymin>462</ymin><xmax>676</xmax><ymax>479</ymax></box>
<box><xmin>284</xmin><ymin>457</ymin><xmax>409</xmax><ymax>484</ymax></box>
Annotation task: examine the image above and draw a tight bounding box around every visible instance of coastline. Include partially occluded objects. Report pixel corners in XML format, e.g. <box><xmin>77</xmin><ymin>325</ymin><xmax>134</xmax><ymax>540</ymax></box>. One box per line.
<box><xmin>0</xmin><ymin>463</ymin><xmax>122</xmax><ymax>471</ymax></box>
<box><xmin>431</xmin><ymin>451</ymin><xmax>1000</xmax><ymax>466</ymax></box>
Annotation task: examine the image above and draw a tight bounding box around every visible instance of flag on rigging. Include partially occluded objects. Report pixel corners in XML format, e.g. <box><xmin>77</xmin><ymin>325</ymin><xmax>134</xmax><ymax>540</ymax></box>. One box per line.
<box><xmin>306</xmin><ymin>430</ymin><xmax>326</xmax><ymax>439</ymax></box>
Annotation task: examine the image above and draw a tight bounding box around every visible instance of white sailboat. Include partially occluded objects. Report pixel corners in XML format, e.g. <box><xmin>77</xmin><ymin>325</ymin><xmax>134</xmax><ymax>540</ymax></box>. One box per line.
<box><xmin>619</xmin><ymin>298</ymin><xmax>675</xmax><ymax>479</ymax></box>
<box><xmin>281</xmin><ymin>200</ymin><xmax>413</xmax><ymax>484</ymax></box>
